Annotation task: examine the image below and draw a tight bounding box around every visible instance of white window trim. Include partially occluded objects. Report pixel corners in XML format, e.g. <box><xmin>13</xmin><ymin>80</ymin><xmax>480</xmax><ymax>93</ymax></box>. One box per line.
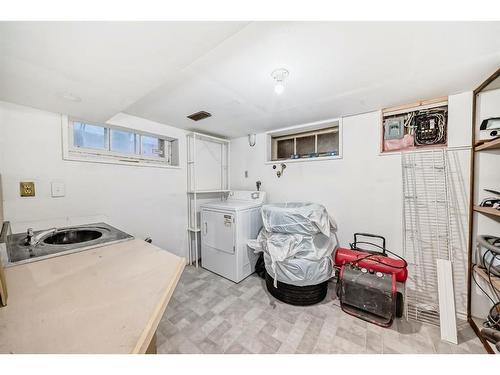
<box><xmin>264</xmin><ymin>117</ymin><xmax>343</xmax><ymax>164</ymax></box>
<box><xmin>61</xmin><ymin>115</ymin><xmax>180</xmax><ymax>169</ymax></box>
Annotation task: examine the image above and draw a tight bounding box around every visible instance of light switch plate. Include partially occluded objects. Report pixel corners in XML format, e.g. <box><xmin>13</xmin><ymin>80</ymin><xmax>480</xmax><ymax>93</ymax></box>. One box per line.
<box><xmin>51</xmin><ymin>181</ymin><xmax>65</xmax><ymax>197</ymax></box>
<box><xmin>20</xmin><ymin>181</ymin><xmax>35</xmax><ymax>197</ymax></box>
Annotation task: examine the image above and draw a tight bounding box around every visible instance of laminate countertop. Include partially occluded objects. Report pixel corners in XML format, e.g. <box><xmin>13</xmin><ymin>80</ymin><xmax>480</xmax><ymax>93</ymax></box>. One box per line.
<box><xmin>0</xmin><ymin>238</ymin><xmax>185</xmax><ymax>353</ymax></box>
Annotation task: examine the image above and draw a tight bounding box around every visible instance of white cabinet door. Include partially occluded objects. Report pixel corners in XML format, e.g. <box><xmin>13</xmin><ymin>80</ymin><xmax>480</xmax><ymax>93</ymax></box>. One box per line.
<box><xmin>201</xmin><ymin>210</ymin><xmax>235</xmax><ymax>254</ymax></box>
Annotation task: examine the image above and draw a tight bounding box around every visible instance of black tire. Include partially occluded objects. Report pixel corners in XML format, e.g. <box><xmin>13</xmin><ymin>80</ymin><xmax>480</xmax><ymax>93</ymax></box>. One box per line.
<box><xmin>396</xmin><ymin>292</ymin><xmax>404</xmax><ymax>318</ymax></box>
<box><xmin>265</xmin><ymin>272</ymin><xmax>328</xmax><ymax>306</ymax></box>
<box><xmin>255</xmin><ymin>253</ymin><xmax>266</xmax><ymax>279</ymax></box>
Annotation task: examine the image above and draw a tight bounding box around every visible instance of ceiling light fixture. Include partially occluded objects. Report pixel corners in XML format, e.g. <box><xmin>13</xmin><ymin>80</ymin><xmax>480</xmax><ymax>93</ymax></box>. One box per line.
<box><xmin>248</xmin><ymin>134</ymin><xmax>256</xmax><ymax>147</ymax></box>
<box><xmin>271</xmin><ymin>68</ymin><xmax>289</xmax><ymax>95</ymax></box>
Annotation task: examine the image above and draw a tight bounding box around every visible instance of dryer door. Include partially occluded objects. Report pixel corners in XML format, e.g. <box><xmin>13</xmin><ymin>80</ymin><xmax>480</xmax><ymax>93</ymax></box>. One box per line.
<box><xmin>201</xmin><ymin>209</ymin><xmax>235</xmax><ymax>254</ymax></box>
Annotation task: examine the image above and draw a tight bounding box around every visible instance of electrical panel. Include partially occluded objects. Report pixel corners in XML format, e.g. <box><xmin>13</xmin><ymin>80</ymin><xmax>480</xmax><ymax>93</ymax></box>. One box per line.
<box><xmin>382</xmin><ymin>102</ymin><xmax>448</xmax><ymax>152</ymax></box>
<box><xmin>384</xmin><ymin>116</ymin><xmax>405</xmax><ymax>140</ymax></box>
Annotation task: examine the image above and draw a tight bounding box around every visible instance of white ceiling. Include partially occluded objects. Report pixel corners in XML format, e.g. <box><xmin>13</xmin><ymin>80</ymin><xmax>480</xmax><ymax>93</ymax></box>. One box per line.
<box><xmin>1</xmin><ymin>22</ymin><xmax>500</xmax><ymax>138</ymax></box>
<box><xmin>0</xmin><ymin>22</ymin><xmax>248</xmax><ymax>123</ymax></box>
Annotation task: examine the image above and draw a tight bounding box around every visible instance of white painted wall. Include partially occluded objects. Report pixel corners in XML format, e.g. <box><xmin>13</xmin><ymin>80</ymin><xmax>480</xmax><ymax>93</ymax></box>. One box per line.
<box><xmin>475</xmin><ymin>88</ymin><xmax>500</xmax><ymax>140</ymax></box>
<box><xmin>0</xmin><ymin>101</ymin><xmax>188</xmax><ymax>257</ymax></box>
<box><xmin>230</xmin><ymin>92</ymin><xmax>473</xmax><ymax>317</ymax></box>
<box><xmin>192</xmin><ymin>139</ymin><xmax>224</xmax><ymax>191</ymax></box>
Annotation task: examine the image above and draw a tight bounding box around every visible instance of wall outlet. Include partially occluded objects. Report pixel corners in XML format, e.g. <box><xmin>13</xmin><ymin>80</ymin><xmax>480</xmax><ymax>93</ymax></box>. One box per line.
<box><xmin>51</xmin><ymin>181</ymin><xmax>65</xmax><ymax>197</ymax></box>
<box><xmin>20</xmin><ymin>181</ymin><xmax>35</xmax><ymax>197</ymax></box>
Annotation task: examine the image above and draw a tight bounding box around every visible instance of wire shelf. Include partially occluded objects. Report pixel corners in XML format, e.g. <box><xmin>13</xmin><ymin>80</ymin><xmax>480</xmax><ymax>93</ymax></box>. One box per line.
<box><xmin>402</xmin><ymin>149</ymin><xmax>454</xmax><ymax>326</ymax></box>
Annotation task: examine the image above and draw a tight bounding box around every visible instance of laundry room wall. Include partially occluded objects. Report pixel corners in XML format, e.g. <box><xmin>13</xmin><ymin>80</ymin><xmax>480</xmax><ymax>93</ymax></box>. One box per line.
<box><xmin>0</xmin><ymin>101</ymin><xmax>189</xmax><ymax>257</ymax></box>
<box><xmin>230</xmin><ymin>91</ymin><xmax>473</xmax><ymax>317</ymax></box>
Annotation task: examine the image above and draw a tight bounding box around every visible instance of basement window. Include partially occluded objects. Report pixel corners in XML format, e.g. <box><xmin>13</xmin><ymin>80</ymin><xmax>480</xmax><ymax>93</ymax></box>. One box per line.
<box><xmin>64</xmin><ymin>119</ymin><xmax>178</xmax><ymax>168</ymax></box>
<box><xmin>269</xmin><ymin>119</ymin><xmax>342</xmax><ymax>162</ymax></box>
<box><xmin>73</xmin><ymin>122</ymin><xmax>108</xmax><ymax>150</ymax></box>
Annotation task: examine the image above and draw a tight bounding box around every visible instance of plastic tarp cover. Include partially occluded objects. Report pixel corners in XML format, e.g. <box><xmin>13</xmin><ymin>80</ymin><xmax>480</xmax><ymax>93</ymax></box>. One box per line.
<box><xmin>248</xmin><ymin>202</ymin><xmax>338</xmax><ymax>287</ymax></box>
<box><xmin>263</xmin><ymin>252</ymin><xmax>333</xmax><ymax>286</ymax></box>
<box><xmin>248</xmin><ymin>229</ymin><xmax>335</xmax><ymax>262</ymax></box>
<box><xmin>261</xmin><ymin>203</ymin><xmax>336</xmax><ymax>237</ymax></box>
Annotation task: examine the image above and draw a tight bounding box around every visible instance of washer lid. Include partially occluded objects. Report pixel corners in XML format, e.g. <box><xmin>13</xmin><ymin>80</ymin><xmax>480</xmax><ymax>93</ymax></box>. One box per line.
<box><xmin>201</xmin><ymin>200</ymin><xmax>263</xmax><ymax>211</ymax></box>
<box><xmin>200</xmin><ymin>190</ymin><xmax>266</xmax><ymax>212</ymax></box>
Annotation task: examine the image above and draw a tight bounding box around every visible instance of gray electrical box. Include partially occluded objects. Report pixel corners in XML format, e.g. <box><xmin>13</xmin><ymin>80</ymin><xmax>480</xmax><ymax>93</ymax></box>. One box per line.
<box><xmin>384</xmin><ymin>117</ymin><xmax>405</xmax><ymax>140</ymax></box>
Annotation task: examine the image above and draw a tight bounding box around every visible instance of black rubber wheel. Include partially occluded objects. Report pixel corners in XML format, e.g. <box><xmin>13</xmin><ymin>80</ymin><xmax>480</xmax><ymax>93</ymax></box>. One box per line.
<box><xmin>396</xmin><ymin>292</ymin><xmax>404</xmax><ymax>318</ymax></box>
<box><xmin>255</xmin><ymin>253</ymin><xmax>266</xmax><ymax>279</ymax></box>
<box><xmin>265</xmin><ymin>272</ymin><xmax>328</xmax><ymax>306</ymax></box>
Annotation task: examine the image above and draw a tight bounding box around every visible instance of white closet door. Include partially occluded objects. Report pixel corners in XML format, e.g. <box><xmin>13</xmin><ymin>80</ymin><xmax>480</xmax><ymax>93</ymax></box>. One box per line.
<box><xmin>201</xmin><ymin>210</ymin><xmax>235</xmax><ymax>254</ymax></box>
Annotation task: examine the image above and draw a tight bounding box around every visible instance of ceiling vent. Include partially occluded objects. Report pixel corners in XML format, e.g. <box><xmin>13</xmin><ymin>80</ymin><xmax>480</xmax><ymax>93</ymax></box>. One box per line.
<box><xmin>187</xmin><ymin>111</ymin><xmax>212</xmax><ymax>121</ymax></box>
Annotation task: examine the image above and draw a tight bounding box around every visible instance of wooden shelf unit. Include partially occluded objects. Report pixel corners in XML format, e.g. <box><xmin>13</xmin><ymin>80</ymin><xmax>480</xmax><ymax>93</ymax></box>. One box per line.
<box><xmin>469</xmin><ymin>317</ymin><xmax>499</xmax><ymax>354</ymax></box>
<box><xmin>475</xmin><ymin>137</ymin><xmax>500</xmax><ymax>152</ymax></box>
<box><xmin>473</xmin><ymin>206</ymin><xmax>500</xmax><ymax>219</ymax></box>
<box><xmin>474</xmin><ymin>266</ymin><xmax>500</xmax><ymax>291</ymax></box>
<box><xmin>467</xmin><ymin>67</ymin><xmax>500</xmax><ymax>355</ymax></box>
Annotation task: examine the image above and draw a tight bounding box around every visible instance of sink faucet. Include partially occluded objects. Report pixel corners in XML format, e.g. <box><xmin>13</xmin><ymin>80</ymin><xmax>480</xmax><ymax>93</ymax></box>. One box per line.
<box><xmin>26</xmin><ymin>228</ymin><xmax>34</xmax><ymax>246</ymax></box>
<box><xmin>26</xmin><ymin>227</ymin><xmax>57</xmax><ymax>247</ymax></box>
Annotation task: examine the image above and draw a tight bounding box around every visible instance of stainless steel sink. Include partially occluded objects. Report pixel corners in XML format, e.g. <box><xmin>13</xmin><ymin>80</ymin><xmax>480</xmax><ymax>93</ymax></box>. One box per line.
<box><xmin>43</xmin><ymin>229</ymin><xmax>103</xmax><ymax>245</ymax></box>
<box><xmin>6</xmin><ymin>223</ymin><xmax>133</xmax><ymax>266</ymax></box>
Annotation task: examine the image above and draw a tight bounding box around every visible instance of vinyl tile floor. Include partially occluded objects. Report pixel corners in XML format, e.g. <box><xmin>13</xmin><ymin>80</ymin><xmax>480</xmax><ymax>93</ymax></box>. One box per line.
<box><xmin>157</xmin><ymin>266</ymin><xmax>486</xmax><ymax>354</ymax></box>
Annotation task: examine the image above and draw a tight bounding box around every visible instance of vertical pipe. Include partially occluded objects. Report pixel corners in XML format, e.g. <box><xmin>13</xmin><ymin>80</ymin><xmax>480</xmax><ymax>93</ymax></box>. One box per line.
<box><xmin>193</xmin><ymin>134</ymin><xmax>198</xmax><ymax>268</ymax></box>
<box><xmin>187</xmin><ymin>134</ymin><xmax>192</xmax><ymax>266</ymax></box>
<box><xmin>220</xmin><ymin>141</ymin><xmax>223</xmax><ymax>192</ymax></box>
<box><xmin>227</xmin><ymin>140</ymin><xmax>231</xmax><ymax>192</ymax></box>
<box><xmin>188</xmin><ymin>135</ymin><xmax>191</xmax><ymax>266</ymax></box>
<box><xmin>187</xmin><ymin>197</ymin><xmax>191</xmax><ymax>265</ymax></box>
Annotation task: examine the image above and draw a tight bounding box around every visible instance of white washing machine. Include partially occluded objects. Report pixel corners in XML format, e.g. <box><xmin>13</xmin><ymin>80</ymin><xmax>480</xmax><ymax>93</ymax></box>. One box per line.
<box><xmin>200</xmin><ymin>190</ymin><xmax>266</xmax><ymax>283</ymax></box>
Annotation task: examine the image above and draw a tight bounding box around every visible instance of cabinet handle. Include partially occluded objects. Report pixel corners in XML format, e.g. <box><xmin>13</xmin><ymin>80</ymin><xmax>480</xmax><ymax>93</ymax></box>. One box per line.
<box><xmin>204</xmin><ymin>222</ymin><xmax>208</xmax><ymax>234</ymax></box>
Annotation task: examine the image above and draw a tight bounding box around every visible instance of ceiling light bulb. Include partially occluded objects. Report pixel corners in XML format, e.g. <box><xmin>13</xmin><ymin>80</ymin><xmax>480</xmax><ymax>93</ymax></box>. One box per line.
<box><xmin>274</xmin><ymin>82</ymin><xmax>285</xmax><ymax>95</ymax></box>
<box><xmin>248</xmin><ymin>134</ymin><xmax>256</xmax><ymax>147</ymax></box>
<box><xmin>271</xmin><ymin>68</ymin><xmax>289</xmax><ymax>96</ymax></box>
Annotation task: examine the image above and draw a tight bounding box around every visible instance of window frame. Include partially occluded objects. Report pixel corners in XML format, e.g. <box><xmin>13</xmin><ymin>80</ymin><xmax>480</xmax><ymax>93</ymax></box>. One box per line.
<box><xmin>266</xmin><ymin>118</ymin><xmax>343</xmax><ymax>164</ymax></box>
<box><xmin>62</xmin><ymin>116</ymin><xmax>179</xmax><ymax>168</ymax></box>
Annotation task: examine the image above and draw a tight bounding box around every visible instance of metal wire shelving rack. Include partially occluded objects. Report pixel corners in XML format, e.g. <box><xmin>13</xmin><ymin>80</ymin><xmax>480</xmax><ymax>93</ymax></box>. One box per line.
<box><xmin>402</xmin><ymin>149</ymin><xmax>454</xmax><ymax>327</ymax></box>
<box><xmin>186</xmin><ymin>132</ymin><xmax>230</xmax><ymax>267</ymax></box>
